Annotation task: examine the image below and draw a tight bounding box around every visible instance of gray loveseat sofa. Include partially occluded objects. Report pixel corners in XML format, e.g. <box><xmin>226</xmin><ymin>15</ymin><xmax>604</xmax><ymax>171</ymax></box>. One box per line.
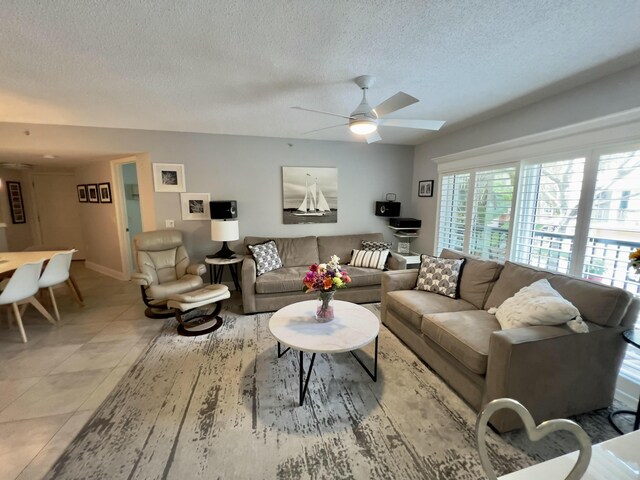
<box><xmin>242</xmin><ymin>233</ymin><xmax>399</xmax><ymax>314</ymax></box>
<box><xmin>381</xmin><ymin>248</ymin><xmax>639</xmax><ymax>432</ymax></box>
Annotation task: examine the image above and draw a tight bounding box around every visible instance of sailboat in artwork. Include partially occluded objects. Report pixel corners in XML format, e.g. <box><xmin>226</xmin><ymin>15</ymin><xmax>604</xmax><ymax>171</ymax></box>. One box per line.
<box><xmin>293</xmin><ymin>174</ymin><xmax>330</xmax><ymax>217</ymax></box>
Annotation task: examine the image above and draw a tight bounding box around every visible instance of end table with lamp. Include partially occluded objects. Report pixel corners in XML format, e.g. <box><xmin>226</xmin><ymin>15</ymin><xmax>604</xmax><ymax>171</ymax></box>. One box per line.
<box><xmin>207</xmin><ymin>218</ymin><xmax>243</xmax><ymax>291</ymax></box>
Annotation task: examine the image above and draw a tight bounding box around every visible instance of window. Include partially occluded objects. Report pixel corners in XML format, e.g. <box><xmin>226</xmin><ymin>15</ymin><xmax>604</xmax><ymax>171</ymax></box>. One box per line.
<box><xmin>512</xmin><ymin>157</ymin><xmax>586</xmax><ymax>273</ymax></box>
<box><xmin>469</xmin><ymin>167</ymin><xmax>516</xmax><ymax>260</ymax></box>
<box><xmin>437</xmin><ymin>173</ymin><xmax>469</xmax><ymax>253</ymax></box>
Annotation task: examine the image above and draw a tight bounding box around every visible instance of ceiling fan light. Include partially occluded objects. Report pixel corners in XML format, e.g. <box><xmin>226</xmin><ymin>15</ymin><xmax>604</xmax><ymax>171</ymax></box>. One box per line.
<box><xmin>349</xmin><ymin>120</ymin><xmax>377</xmax><ymax>135</ymax></box>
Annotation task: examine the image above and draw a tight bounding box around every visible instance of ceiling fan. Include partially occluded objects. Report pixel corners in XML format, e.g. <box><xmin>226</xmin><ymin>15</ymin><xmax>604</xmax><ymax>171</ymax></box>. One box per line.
<box><xmin>292</xmin><ymin>75</ymin><xmax>445</xmax><ymax>143</ymax></box>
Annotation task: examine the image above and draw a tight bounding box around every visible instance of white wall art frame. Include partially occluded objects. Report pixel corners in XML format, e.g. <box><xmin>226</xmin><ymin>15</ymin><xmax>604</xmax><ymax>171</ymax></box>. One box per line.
<box><xmin>181</xmin><ymin>193</ymin><xmax>210</xmax><ymax>220</ymax></box>
<box><xmin>153</xmin><ymin>163</ymin><xmax>186</xmax><ymax>192</ymax></box>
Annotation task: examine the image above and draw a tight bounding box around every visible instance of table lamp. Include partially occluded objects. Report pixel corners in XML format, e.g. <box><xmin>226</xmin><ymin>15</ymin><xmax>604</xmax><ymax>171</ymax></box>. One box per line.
<box><xmin>208</xmin><ymin>220</ymin><xmax>239</xmax><ymax>259</ymax></box>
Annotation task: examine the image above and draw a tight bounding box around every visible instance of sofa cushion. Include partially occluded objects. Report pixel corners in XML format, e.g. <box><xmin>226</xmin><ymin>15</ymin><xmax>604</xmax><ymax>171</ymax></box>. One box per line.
<box><xmin>440</xmin><ymin>249</ymin><xmax>503</xmax><ymax>309</ymax></box>
<box><xmin>248</xmin><ymin>240</ymin><xmax>283</xmax><ymax>276</ymax></box>
<box><xmin>343</xmin><ymin>266</ymin><xmax>383</xmax><ymax>288</ymax></box>
<box><xmin>255</xmin><ymin>266</ymin><xmax>310</xmax><ymax>294</ymax></box>
<box><xmin>350</xmin><ymin>249</ymin><xmax>389</xmax><ymax>270</ymax></box>
<box><xmin>386</xmin><ymin>290</ymin><xmax>476</xmax><ymax>330</ymax></box>
<box><xmin>361</xmin><ymin>240</ymin><xmax>392</xmax><ymax>251</ymax></box>
<box><xmin>486</xmin><ymin>261</ymin><xmax>633</xmax><ymax>327</ymax></box>
<box><xmin>317</xmin><ymin>233</ymin><xmax>384</xmax><ymax>264</ymax></box>
<box><xmin>421</xmin><ymin>310</ymin><xmax>501</xmax><ymax>375</ymax></box>
<box><xmin>415</xmin><ymin>255</ymin><xmax>464</xmax><ymax>298</ymax></box>
<box><xmin>245</xmin><ymin>236</ymin><xmax>319</xmax><ymax>267</ymax></box>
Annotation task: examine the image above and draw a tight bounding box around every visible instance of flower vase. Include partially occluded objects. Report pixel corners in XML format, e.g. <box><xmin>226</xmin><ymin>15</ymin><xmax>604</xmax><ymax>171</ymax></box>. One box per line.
<box><xmin>315</xmin><ymin>290</ymin><xmax>335</xmax><ymax>322</ymax></box>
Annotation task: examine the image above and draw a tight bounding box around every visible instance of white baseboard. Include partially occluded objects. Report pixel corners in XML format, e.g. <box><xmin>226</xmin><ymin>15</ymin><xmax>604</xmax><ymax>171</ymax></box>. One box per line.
<box><xmin>85</xmin><ymin>261</ymin><xmax>128</xmax><ymax>281</ymax></box>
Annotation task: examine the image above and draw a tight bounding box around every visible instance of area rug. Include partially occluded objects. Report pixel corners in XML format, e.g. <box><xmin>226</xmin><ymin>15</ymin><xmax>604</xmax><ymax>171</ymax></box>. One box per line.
<box><xmin>46</xmin><ymin>301</ymin><xmax>628</xmax><ymax>479</ymax></box>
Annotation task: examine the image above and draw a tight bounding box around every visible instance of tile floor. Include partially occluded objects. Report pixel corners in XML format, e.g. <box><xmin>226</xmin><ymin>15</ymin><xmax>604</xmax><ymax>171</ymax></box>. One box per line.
<box><xmin>0</xmin><ymin>263</ymin><xmax>164</xmax><ymax>480</ymax></box>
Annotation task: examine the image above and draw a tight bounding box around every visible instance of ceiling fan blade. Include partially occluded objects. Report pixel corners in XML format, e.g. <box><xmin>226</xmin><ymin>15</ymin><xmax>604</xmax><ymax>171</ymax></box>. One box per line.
<box><xmin>302</xmin><ymin>124</ymin><xmax>348</xmax><ymax>135</ymax></box>
<box><xmin>372</xmin><ymin>92</ymin><xmax>419</xmax><ymax>117</ymax></box>
<box><xmin>379</xmin><ymin>118</ymin><xmax>446</xmax><ymax>131</ymax></box>
<box><xmin>365</xmin><ymin>131</ymin><xmax>382</xmax><ymax>144</ymax></box>
<box><xmin>291</xmin><ymin>106</ymin><xmax>354</xmax><ymax>120</ymax></box>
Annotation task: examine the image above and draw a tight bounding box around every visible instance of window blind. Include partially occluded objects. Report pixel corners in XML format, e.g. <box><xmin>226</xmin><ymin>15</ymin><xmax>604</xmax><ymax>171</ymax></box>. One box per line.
<box><xmin>512</xmin><ymin>157</ymin><xmax>586</xmax><ymax>273</ymax></box>
<box><xmin>469</xmin><ymin>167</ymin><xmax>516</xmax><ymax>260</ymax></box>
<box><xmin>437</xmin><ymin>173</ymin><xmax>469</xmax><ymax>254</ymax></box>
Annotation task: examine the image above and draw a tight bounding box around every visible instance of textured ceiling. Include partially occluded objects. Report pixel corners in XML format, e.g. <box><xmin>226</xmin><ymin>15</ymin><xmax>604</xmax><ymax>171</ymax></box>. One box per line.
<box><xmin>1</xmin><ymin>0</ymin><xmax>640</xmax><ymax>147</ymax></box>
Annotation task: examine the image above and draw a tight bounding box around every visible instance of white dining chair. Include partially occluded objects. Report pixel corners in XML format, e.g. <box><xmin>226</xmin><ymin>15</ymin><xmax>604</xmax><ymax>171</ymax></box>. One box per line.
<box><xmin>37</xmin><ymin>249</ymin><xmax>76</xmax><ymax>322</ymax></box>
<box><xmin>0</xmin><ymin>260</ymin><xmax>47</xmax><ymax>343</ymax></box>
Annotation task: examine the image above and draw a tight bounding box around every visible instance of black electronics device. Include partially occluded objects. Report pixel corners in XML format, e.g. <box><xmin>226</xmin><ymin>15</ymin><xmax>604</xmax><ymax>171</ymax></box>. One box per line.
<box><xmin>375</xmin><ymin>201</ymin><xmax>401</xmax><ymax>217</ymax></box>
<box><xmin>210</xmin><ymin>200</ymin><xmax>237</xmax><ymax>219</ymax></box>
<box><xmin>389</xmin><ymin>217</ymin><xmax>422</xmax><ymax>229</ymax></box>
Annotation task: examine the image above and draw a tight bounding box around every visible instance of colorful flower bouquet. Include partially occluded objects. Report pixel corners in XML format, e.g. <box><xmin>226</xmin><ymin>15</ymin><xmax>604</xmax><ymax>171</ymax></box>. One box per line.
<box><xmin>303</xmin><ymin>255</ymin><xmax>351</xmax><ymax>321</ymax></box>
<box><xmin>630</xmin><ymin>248</ymin><xmax>640</xmax><ymax>275</ymax></box>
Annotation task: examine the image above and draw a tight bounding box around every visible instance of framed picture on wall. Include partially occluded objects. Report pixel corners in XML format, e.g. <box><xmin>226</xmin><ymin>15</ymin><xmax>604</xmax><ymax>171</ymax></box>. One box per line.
<box><xmin>153</xmin><ymin>163</ymin><xmax>186</xmax><ymax>192</ymax></box>
<box><xmin>98</xmin><ymin>182</ymin><xmax>112</xmax><ymax>203</ymax></box>
<box><xmin>77</xmin><ymin>184</ymin><xmax>88</xmax><ymax>203</ymax></box>
<box><xmin>418</xmin><ymin>180</ymin><xmax>434</xmax><ymax>197</ymax></box>
<box><xmin>282</xmin><ymin>166</ymin><xmax>338</xmax><ymax>224</ymax></box>
<box><xmin>180</xmin><ymin>193</ymin><xmax>210</xmax><ymax>220</ymax></box>
<box><xmin>87</xmin><ymin>184</ymin><xmax>99</xmax><ymax>203</ymax></box>
<box><xmin>6</xmin><ymin>181</ymin><xmax>26</xmax><ymax>224</ymax></box>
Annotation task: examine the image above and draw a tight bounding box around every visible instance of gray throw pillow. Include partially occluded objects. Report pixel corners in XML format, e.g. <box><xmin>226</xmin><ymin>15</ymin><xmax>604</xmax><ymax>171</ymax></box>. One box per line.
<box><xmin>361</xmin><ymin>240</ymin><xmax>392</xmax><ymax>251</ymax></box>
<box><xmin>415</xmin><ymin>255</ymin><xmax>465</xmax><ymax>298</ymax></box>
<box><xmin>248</xmin><ymin>240</ymin><xmax>283</xmax><ymax>276</ymax></box>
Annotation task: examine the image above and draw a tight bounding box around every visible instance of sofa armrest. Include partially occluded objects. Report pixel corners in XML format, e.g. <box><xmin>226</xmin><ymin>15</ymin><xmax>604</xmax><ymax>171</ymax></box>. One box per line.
<box><xmin>381</xmin><ymin>269</ymin><xmax>418</xmax><ymax>294</ymax></box>
<box><xmin>187</xmin><ymin>263</ymin><xmax>206</xmax><ymax>276</ymax></box>
<box><xmin>131</xmin><ymin>272</ymin><xmax>152</xmax><ymax>286</ymax></box>
<box><xmin>241</xmin><ymin>257</ymin><xmax>258</xmax><ymax>314</ymax></box>
<box><xmin>388</xmin><ymin>251</ymin><xmax>407</xmax><ymax>270</ymax></box>
<box><xmin>483</xmin><ymin>325</ymin><xmax>627</xmax><ymax>432</ymax></box>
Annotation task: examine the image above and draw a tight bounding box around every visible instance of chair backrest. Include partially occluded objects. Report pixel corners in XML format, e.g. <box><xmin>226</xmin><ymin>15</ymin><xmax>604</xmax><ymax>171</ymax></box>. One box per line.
<box><xmin>0</xmin><ymin>260</ymin><xmax>45</xmax><ymax>305</ymax></box>
<box><xmin>38</xmin><ymin>250</ymin><xmax>75</xmax><ymax>288</ymax></box>
<box><xmin>133</xmin><ymin>230</ymin><xmax>191</xmax><ymax>286</ymax></box>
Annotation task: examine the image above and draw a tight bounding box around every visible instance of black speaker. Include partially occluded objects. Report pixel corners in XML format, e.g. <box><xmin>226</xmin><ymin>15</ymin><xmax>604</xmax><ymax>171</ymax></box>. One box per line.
<box><xmin>210</xmin><ymin>200</ymin><xmax>237</xmax><ymax>219</ymax></box>
<box><xmin>375</xmin><ymin>201</ymin><xmax>401</xmax><ymax>217</ymax></box>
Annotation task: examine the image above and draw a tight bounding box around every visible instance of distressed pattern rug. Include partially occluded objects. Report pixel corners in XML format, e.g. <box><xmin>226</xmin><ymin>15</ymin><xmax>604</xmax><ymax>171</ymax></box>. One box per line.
<box><xmin>46</xmin><ymin>301</ymin><xmax>628</xmax><ymax>479</ymax></box>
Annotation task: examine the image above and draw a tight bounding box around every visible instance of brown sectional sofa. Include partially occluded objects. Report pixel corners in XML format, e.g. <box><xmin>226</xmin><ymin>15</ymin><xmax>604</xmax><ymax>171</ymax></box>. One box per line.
<box><xmin>381</xmin><ymin>248</ymin><xmax>639</xmax><ymax>432</ymax></box>
<box><xmin>242</xmin><ymin>233</ymin><xmax>400</xmax><ymax>314</ymax></box>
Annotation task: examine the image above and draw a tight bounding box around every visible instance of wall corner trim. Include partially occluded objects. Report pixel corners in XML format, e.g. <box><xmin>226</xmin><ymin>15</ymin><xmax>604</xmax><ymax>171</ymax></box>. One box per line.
<box><xmin>85</xmin><ymin>261</ymin><xmax>128</xmax><ymax>281</ymax></box>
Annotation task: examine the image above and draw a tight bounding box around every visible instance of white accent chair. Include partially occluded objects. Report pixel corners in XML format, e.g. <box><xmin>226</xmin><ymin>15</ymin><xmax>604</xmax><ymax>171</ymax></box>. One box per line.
<box><xmin>0</xmin><ymin>260</ymin><xmax>56</xmax><ymax>343</ymax></box>
<box><xmin>131</xmin><ymin>230</ymin><xmax>207</xmax><ymax>318</ymax></box>
<box><xmin>37</xmin><ymin>250</ymin><xmax>76</xmax><ymax>322</ymax></box>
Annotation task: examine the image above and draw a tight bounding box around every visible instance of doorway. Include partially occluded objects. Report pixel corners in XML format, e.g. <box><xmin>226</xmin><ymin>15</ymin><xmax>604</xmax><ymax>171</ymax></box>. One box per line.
<box><xmin>118</xmin><ymin>162</ymin><xmax>143</xmax><ymax>270</ymax></box>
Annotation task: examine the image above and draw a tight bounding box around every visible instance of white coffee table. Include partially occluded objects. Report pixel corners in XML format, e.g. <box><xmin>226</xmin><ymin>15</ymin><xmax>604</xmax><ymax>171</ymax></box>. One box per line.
<box><xmin>269</xmin><ymin>300</ymin><xmax>380</xmax><ymax>405</ymax></box>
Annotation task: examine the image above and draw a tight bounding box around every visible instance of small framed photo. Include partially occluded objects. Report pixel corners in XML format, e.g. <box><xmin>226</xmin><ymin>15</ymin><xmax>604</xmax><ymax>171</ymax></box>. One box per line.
<box><xmin>153</xmin><ymin>163</ymin><xmax>186</xmax><ymax>192</ymax></box>
<box><xmin>6</xmin><ymin>181</ymin><xmax>26</xmax><ymax>224</ymax></box>
<box><xmin>181</xmin><ymin>193</ymin><xmax>210</xmax><ymax>220</ymax></box>
<box><xmin>98</xmin><ymin>182</ymin><xmax>112</xmax><ymax>203</ymax></box>
<box><xmin>77</xmin><ymin>185</ymin><xmax>88</xmax><ymax>203</ymax></box>
<box><xmin>418</xmin><ymin>180</ymin><xmax>434</xmax><ymax>198</ymax></box>
<box><xmin>87</xmin><ymin>184</ymin><xmax>99</xmax><ymax>203</ymax></box>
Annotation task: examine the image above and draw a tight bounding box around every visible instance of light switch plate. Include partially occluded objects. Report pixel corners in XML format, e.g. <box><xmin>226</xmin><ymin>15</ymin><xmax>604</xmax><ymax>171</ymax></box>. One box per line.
<box><xmin>165</xmin><ymin>219</ymin><xmax>175</xmax><ymax>228</ymax></box>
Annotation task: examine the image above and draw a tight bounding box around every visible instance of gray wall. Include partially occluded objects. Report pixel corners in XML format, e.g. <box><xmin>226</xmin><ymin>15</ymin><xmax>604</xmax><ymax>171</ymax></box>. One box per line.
<box><xmin>412</xmin><ymin>63</ymin><xmax>640</xmax><ymax>255</ymax></box>
<box><xmin>0</xmin><ymin>123</ymin><xmax>414</xmax><ymax>270</ymax></box>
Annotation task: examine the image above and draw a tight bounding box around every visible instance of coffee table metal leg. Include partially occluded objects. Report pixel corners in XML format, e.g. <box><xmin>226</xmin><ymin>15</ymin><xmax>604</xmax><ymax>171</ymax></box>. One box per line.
<box><xmin>277</xmin><ymin>342</ymin><xmax>290</xmax><ymax>358</ymax></box>
<box><xmin>350</xmin><ymin>335</ymin><xmax>378</xmax><ymax>381</ymax></box>
<box><xmin>299</xmin><ymin>351</ymin><xmax>316</xmax><ymax>406</ymax></box>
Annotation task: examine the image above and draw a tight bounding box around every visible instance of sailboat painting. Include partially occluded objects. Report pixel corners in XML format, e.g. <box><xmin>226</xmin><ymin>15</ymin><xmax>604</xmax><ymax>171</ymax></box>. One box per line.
<box><xmin>282</xmin><ymin>167</ymin><xmax>338</xmax><ymax>224</ymax></box>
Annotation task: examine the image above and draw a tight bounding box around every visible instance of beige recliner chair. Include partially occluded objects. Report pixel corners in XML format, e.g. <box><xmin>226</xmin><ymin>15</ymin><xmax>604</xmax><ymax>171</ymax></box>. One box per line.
<box><xmin>131</xmin><ymin>230</ymin><xmax>207</xmax><ymax>318</ymax></box>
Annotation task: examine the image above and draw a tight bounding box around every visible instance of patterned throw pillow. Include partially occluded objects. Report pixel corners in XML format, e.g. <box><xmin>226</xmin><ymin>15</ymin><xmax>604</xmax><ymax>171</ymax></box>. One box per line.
<box><xmin>247</xmin><ymin>240</ymin><xmax>283</xmax><ymax>276</ymax></box>
<box><xmin>350</xmin><ymin>248</ymin><xmax>390</xmax><ymax>270</ymax></box>
<box><xmin>415</xmin><ymin>255</ymin><xmax>465</xmax><ymax>298</ymax></box>
<box><xmin>361</xmin><ymin>240</ymin><xmax>392</xmax><ymax>251</ymax></box>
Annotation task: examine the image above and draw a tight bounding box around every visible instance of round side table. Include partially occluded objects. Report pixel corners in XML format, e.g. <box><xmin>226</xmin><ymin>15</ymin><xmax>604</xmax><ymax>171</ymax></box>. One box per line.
<box><xmin>205</xmin><ymin>254</ymin><xmax>244</xmax><ymax>291</ymax></box>
<box><xmin>609</xmin><ymin>329</ymin><xmax>639</xmax><ymax>434</ymax></box>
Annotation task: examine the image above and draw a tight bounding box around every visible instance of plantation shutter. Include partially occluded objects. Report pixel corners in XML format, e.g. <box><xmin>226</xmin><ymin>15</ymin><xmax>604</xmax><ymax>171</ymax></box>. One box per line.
<box><xmin>437</xmin><ymin>173</ymin><xmax>469</xmax><ymax>254</ymax></box>
<box><xmin>469</xmin><ymin>167</ymin><xmax>516</xmax><ymax>260</ymax></box>
<box><xmin>512</xmin><ymin>157</ymin><xmax>586</xmax><ymax>273</ymax></box>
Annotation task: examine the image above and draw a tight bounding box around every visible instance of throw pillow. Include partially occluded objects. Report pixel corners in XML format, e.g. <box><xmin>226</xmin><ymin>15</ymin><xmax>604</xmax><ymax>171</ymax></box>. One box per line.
<box><xmin>361</xmin><ymin>240</ymin><xmax>392</xmax><ymax>251</ymax></box>
<box><xmin>490</xmin><ymin>279</ymin><xmax>589</xmax><ymax>333</ymax></box>
<box><xmin>247</xmin><ymin>240</ymin><xmax>283</xmax><ymax>276</ymax></box>
<box><xmin>414</xmin><ymin>255</ymin><xmax>464</xmax><ymax>299</ymax></box>
<box><xmin>349</xmin><ymin>248</ymin><xmax>390</xmax><ymax>270</ymax></box>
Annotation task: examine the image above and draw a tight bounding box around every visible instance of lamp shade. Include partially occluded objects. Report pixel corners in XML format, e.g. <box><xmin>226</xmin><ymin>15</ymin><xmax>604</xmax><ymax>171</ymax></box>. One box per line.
<box><xmin>211</xmin><ymin>220</ymin><xmax>239</xmax><ymax>242</ymax></box>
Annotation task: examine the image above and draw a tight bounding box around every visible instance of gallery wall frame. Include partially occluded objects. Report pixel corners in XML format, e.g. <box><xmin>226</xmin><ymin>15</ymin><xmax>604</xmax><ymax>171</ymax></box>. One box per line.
<box><xmin>77</xmin><ymin>184</ymin><xmax>88</xmax><ymax>203</ymax></box>
<box><xmin>87</xmin><ymin>184</ymin><xmax>99</xmax><ymax>203</ymax></box>
<box><xmin>6</xmin><ymin>181</ymin><xmax>26</xmax><ymax>224</ymax></box>
<box><xmin>180</xmin><ymin>193</ymin><xmax>211</xmax><ymax>220</ymax></box>
<box><xmin>153</xmin><ymin>163</ymin><xmax>186</xmax><ymax>192</ymax></box>
<box><xmin>418</xmin><ymin>180</ymin><xmax>434</xmax><ymax>198</ymax></box>
<box><xmin>98</xmin><ymin>182</ymin><xmax>112</xmax><ymax>203</ymax></box>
